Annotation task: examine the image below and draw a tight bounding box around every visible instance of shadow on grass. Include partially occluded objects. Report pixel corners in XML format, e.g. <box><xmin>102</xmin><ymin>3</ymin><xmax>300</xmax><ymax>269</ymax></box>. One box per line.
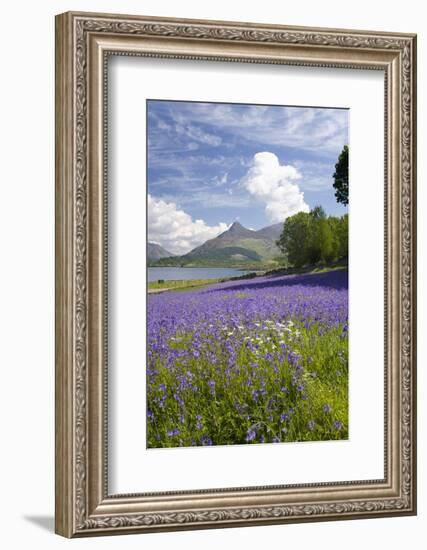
<box><xmin>206</xmin><ymin>269</ymin><xmax>348</xmax><ymax>294</ymax></box>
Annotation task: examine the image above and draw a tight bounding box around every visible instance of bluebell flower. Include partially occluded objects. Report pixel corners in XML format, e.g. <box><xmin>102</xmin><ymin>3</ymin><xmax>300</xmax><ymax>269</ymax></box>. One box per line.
<box><xmin>246</xmin><ymin>428</ymin><xmax>257</xmax><ymax>442</ymax></box>
<box><xmin>201</xmin><ymin>435</ymin><xmax>213</xmax><ymax>446</ymax></box>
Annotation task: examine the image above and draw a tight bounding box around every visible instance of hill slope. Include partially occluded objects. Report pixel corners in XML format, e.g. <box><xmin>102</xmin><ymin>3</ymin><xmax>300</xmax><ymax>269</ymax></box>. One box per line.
<box><xmin>147</xmin><ymin>242</ymin><xmax>174</xmax><ymax>260</ymax></box>
<box><xmin>150</xmin><ymin>221</ymin><xmax>283</xmax><ymax>267</ymax></box>
<box><xmin>254</xmin><ymin>222</ymin><xmax>283</xmax><ymax>241</ymax></box>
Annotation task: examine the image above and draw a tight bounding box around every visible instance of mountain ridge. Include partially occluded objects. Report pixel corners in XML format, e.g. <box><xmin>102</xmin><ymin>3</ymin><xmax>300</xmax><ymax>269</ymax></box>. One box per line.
<box><xmin>148</xmin><ymin>221</ymin><xmax>284</xmax><ymax>267</ymax></box>
<box><xmin>147</xmin><ymin>241</ymin><xmax>174</xmax><ymax>260</ymax></box>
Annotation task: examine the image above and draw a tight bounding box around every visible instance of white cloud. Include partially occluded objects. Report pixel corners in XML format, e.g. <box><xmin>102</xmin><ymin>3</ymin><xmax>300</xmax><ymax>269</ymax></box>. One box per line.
<box><xmin>168</xmin><ymin>103</ymin><xmax>348</xmax><ymax>156</ymax></box>
<box><xmin>211</xmin><ymin>172</ymin><xmax>228</xmax><ymax>187</ymax></box>
<box><xmin>156</xmin><ymin>118</ymin><xmax>172</xmax><ymax>131</ymax></box>
<box><xmin>175</xmin><ymin>123</ymin><xmax>222</xmax><ymax>146</ymax></box>
<box><xmin>240</xmin><ymin>152</ymin><xmax>309</xmax><ymax>223</ymax></box>
<box><xmin>148</xmin><ymin>194</ymin><xmax>229</xmax><ymax>255</ymax></box>
<box><xmin>219</xmin><ymin>172</ymin><xmax>228</xmax><ymax>185</ymax></box>
<box><xmin>293</xmin><ymin>160</ymin><xmax>335</xmax><ymax>191</ymax></box>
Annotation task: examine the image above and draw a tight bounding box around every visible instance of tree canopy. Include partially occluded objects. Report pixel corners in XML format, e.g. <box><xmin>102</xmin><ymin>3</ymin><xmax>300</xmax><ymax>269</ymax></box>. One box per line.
<box><xmin>276</xmin><ymin>207</ymin><xmax>348</xmax><ymax>268</ymax></box>
<box><xmin>333</xmin><ymin>145</ymin><xmax>349</xmax><ymax>206</ymax></box>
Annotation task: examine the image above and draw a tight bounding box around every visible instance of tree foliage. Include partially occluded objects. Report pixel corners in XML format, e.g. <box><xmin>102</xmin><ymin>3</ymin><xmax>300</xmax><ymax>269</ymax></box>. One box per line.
<box><xmin>276</xmin><ymin>207</ymin><xmax>348</xmax><ymax>268</ymax></box>
<box><xmin>333</xmin><ymin>145</ymin><xmax>349</xmax><ymax>206</ymax></box>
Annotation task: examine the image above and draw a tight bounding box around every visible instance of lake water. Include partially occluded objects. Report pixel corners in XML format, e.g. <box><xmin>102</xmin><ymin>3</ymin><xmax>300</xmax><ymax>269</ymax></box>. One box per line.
<box><xmin>148</xmin><ymin>267</ymin><xmax>250</xmax><ymax>282</ymax></box>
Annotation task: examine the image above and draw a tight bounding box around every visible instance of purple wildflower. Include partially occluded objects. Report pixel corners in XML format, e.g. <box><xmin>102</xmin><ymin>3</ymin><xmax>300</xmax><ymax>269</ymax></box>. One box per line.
<box><xmin>245</xmin><ymin>428</ymin><xmax>257</xmax><ymax>442</ymax></box>
<box><xmin>196</xmin><ymin>415</ymin><xmax>203</xmax><ymax>430</ymax></box>
<box><xmin>208</xmin><ymin>380</ymin><xmax>216</xmax><ymax>395</ymax></box>
<box><xmin>147</xmin><ymin>269</ymin><xmax>348</xmax><ymax>448</ymax></box>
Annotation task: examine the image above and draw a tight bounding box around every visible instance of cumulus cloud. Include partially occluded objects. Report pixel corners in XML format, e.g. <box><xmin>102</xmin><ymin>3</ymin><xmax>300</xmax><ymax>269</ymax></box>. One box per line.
<box><xmin>240</xmin><ymin>152</ymin><xmax>309</xmax><ymax>223</ymax></box>
<box><xmin>148</xmin><ymin>194</ymin><xmax>229</xmax><ymax>255</ymax></box>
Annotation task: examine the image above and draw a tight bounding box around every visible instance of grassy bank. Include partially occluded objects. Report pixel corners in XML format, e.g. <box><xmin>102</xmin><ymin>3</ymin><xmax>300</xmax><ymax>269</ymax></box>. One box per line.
<box><xmin>148</xmin><ymin>278</ymin><xmax>221</xmax><ymax>291</ymax></box>
<box><xmin>148</xmin><ymin>265</ymin><xmax>347</xmax><ymax>294</ymax></box>
<box><xmin>264</xmin><ymin>261</ymin><xmax>347</xmax><ymax>278</ymax></box>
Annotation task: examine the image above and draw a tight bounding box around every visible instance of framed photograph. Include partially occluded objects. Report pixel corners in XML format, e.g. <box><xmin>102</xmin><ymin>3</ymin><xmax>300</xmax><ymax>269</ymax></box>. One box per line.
<box><xmin>55</xmin><ymin>11</ymin><xmax>417</xmax><ymax>537</ymax></box>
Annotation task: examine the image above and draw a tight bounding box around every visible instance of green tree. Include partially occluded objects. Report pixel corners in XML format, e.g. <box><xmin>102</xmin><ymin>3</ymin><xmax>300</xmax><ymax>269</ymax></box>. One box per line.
<box><xmin>310</xmin><ymin>206</ymin><xmax>327</xmax><ymax>221</ymax></box>
<box><xmin>306</xmin><ymin>206</ymin><xmax>327</xmax><ymax>264</ymax></box>
<box><xmin>337</xmin><ymin>213</ymin><xmax>349</xmax><ymax>259</ymax></box>
<box><xmin>318</xmin><ymin>218</ymin><xmax>335</xmax><ymax>263</ymax></box>
<box><xmin>333</xmin><ymin>145</ymin><xmax>349</xmax><ymax>206</ymax></box>
<box><xmin>276</xmin><ymin>211</ymin><xmax>311</xmax><ymax>268</ymax></box>
<box><xmin>277</xmin><ymin>207</ymin><xmax>348</xmax><ymax>268</ymax></box>
<box><xmin>327</xmin><ymin>216</ymin><xmax>341</xmax><ymax>262</ymax></box>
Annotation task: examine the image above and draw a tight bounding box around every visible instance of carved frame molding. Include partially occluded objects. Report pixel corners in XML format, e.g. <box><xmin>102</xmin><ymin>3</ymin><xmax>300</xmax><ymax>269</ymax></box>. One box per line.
<box><xmin>55</xmin><ymin>12</ymin><xmax>416</xmax><ymax>537</ymax></box>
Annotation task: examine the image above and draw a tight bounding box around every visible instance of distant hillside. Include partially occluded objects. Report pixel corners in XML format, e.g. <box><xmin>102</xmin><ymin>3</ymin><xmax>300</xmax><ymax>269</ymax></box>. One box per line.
<box><xmin>187</xmin><ymin>222</ymin><xmax>257</xmax><ymax>257</ymax></box>
<box><xmin>254</xmin><ymin>222</ymin><xmax>283</xmax><ymax>241</ymax></box>
<box><xmin>147</xmin><ymin>242</ymin><xmax>174</xmax><ymax>260</ymax></box>
<box><xmin>150</xmin><ymin>221</ymin><xmax>284</xmax><ymax>267</ymax></box>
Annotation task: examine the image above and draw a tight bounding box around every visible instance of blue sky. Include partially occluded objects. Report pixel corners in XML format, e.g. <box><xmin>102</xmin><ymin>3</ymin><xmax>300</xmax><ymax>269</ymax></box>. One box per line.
<box><xmin>147</xmin><ymin>100</ymin><xmax>348</xmax><ymax>255</ymax></box>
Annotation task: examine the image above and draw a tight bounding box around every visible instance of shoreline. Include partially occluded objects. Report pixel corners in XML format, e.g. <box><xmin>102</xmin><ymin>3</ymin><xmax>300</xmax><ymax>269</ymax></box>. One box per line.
<box><xmin>147</xmin><ymin>265</ymin><xmax>348</xmax><ymax>294</ymax></box>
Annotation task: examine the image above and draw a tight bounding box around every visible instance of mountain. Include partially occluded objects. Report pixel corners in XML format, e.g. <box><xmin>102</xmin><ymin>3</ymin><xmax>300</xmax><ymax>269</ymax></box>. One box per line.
<box><xmin>217</xmin><ymin>221</ymin><xmax>256</xmax><ymax>240</ymax></box>
<box><xmin>254</xmin><ymin>222</ymin><xmax>283</xmax><ymax>241</ymax></box>
<box><xmin>150</xmin><ymin>221</ymin><xmax>284</xmax><ymax>267</ymax></box>
<box><xmin>187</xmin><ymin>222</ymin><xmax>257</xmax><ymax>256</ymax></box>
<box><xmin>147</xmin><ymin>242</ymin><xmax>174</xmax><ymax>260</ymax></box>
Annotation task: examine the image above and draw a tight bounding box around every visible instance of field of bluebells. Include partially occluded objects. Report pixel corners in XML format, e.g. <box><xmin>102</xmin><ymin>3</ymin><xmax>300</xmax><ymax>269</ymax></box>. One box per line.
<box><xmin>147</xmin><ymin>269</ymin><xmax>348</xmax><ymax>448</ymax></box>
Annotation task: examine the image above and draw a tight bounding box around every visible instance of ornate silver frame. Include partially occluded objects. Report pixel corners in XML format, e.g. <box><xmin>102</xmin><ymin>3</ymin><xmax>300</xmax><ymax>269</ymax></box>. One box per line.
<box><xmin>55</xmin><ymin>11</ymin><xmax>417</xmax><ymax>537</ymax></box>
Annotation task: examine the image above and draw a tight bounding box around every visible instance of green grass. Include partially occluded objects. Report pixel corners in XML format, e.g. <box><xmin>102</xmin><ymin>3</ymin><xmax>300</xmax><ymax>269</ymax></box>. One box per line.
<box><xmin>310</xmin><ymin>265</ymin><xmax>347</xmax><ymax>274</ymax></box>
<box><xmin>264</xmin><ymin>263</ymin><xmax>348</xmax><ymax>278</ymax></box>
<box><xmin>148</xmin><ymin>278</ymin><xmax>221</xmax><ymax>291</ymax></box>
<box><xmin>147</xmin><ymin>319</ymin><xmax>348</xmax><ymax>447</ymax></box>
<box><xmin>232</xmin><ymin>237</ymin><xmax>279</xmax><ymax>260</ymax></box>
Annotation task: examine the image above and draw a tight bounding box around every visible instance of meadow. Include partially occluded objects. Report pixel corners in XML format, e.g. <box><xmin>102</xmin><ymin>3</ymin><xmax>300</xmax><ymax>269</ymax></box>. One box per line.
<box><xmin>148</xmin><ymin>278</ymin><xmax>221</xmax><ymax>291</ymax></box>
<box><xmin>147</xmin><ymin>270</ymin><xmax>348</xmax><ymax>448</ymax></box>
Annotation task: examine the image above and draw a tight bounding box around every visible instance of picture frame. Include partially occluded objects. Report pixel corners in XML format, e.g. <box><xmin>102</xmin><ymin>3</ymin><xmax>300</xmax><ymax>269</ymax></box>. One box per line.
<box><xmin>55</xmin><ymin>11</ymin><xmax>417</xmax><ymax>537</ymax></box>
